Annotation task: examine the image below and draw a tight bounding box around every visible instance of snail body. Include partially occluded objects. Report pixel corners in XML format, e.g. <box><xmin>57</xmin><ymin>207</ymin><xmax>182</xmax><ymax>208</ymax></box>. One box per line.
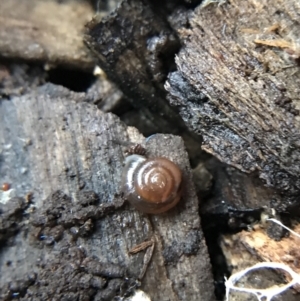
<box><xmin>122</xmin><ymin>154</ymin><xmax>182</xmax><ymax>214</ymax></box>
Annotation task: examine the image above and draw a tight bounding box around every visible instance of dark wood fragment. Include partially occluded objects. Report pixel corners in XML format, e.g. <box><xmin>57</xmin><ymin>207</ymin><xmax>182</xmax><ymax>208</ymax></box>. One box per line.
<box><xmin>201</xmin><ymin>157</ymin><xmax>284</xmax><ymax>216</ymax></box>
<box><xmin>166</xmin><ymin>1</ymin><xmax>300</xmax><ymax>202</ymax></box>
<box><xmin>0</xmin><ymin>85</ymin><xmax>215</xmax><ymax>301</ymax></box>
<box><xmin>192</xmin><ymin>162</ymin><xmax>213</xmax><ymax>198</ymax></box>
<box><xmin>85</xmin><ymin>0</ymin><xmax>189</xmax><ymax>135</ymax></box>
<box><xmin>85</xmin><ymin>0</ymin><xmax>206</xmax><ymax>167</ymax></box>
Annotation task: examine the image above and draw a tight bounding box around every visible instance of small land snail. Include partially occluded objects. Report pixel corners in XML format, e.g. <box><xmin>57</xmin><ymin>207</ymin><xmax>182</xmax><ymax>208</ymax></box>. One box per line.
<box><xmin>121</xmin><ymin>146</ymin><xmax>182</xmax><ymax>214</ymax></box>
<box><xmin>2</xmin><ymin>182</ymin><xmax>10</xmax><ymax>191</ymax></box>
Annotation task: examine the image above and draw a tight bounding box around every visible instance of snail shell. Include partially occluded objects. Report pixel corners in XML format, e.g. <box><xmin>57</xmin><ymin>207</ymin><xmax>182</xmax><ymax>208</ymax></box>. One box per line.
<box><xmin>2</xmin><ymin>182</ymin><xmax>10</xmax><ymax>191</ymax></box>
<box><xmin>122</xmin><ymin>154</ymin><xmax>182</xmax><ymax>214</ymax></box>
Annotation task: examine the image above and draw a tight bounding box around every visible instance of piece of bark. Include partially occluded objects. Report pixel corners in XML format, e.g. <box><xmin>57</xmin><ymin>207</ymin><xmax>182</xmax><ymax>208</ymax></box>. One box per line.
<box><xmin>0</xmin><ymin>84</ymin><xmax>215</xmax><ymax>301</ymax></box>
<box><xmin>166</xmin><ymin>1</ymin><xmax>300</xmax><ymax>201</ymax></box>
<box><xmin>0</xmin><ymin>0</ymin><xmax>95</xmax><ymax>70</ymax></box>
<box><xmin>221</xmin><ymin>223</ymin><xmax>300</xmax><ymax>301</ymax></box>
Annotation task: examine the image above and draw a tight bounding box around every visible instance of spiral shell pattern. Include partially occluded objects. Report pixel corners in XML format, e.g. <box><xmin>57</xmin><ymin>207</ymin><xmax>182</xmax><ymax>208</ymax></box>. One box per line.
<box><xmin>122</xmin><ymin>155</ymin><xmax>182</xmax><ymax>214</ymax></box>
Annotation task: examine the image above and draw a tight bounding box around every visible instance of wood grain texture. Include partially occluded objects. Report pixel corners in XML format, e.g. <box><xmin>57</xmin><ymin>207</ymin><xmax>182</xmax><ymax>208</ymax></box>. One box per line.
<box><xmin>166</xmin><ymin>0</ymin><xmax>300</xmax><ymax>201</ymax></box>
<box><xmin>0</xmin><ymin>84</ymin><xmax>215</xmax><ymax>301</ymax></box>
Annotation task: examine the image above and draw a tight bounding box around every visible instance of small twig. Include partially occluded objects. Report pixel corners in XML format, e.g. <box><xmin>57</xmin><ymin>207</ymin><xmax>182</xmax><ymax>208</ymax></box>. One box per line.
<box><xmin>129</xmin><ymin>237</ymin><xmax>155</xmax><ymax>281</ymax></box>
<box><xmin>129</xmin><ymin>239</ymin><xmax>154</xmax><ymax>254</ymax></box>
<box><xmin>254</xmin><ymin>39</ymin><xmax>292</xmax><ymax>48</ymax></box>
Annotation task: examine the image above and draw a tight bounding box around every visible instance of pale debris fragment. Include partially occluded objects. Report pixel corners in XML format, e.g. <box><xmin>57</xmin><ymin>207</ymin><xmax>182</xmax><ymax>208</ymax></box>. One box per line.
<box><xmin>200</xmin><ymin>0</ymin><xmax>227</xmax><ymax>9</ymax></box>
<box><xmin>225</xmin><ymin>262</ymin><xmax>300</xmax><ymax>301</ymax></box>
<box><xmin>0</xmin><ymin>189</ymin><xmax>16</xmax><ymax>204</ymax></box>
<box><xmin>126</xmin><ymin>290</ymin><xmax>152</xmax><ymax>301</ymax></box>
<box><xmin>93</xmin><ymin>65</ymin><xmax>106</xmax><ymax>78</ymax></box>
<box><xmin>225</xmin><ymin>218</ymin><xmax>300</xmax><ymax>301</ymax></box>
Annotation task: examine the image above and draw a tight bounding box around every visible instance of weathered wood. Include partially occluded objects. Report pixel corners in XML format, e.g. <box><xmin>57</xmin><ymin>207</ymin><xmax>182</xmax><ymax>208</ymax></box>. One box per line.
<box><xmin>0</xmin><ymin>0</ymin><xmax>95</xmax><ymax>70</ymax></box>
<box><xmin>221</xmin><ymin>223</ymin><xmax>300</xmax><ymax>301</ymax></box>
<box><xmin>166</xmin><ymin>0</ymin><xmax>300</xmax><ymax>202</ymax></box>
<box><xmin>0</xmin><ymin>84</ymin><xmax>215</xmax><ymax>301</ymax></box>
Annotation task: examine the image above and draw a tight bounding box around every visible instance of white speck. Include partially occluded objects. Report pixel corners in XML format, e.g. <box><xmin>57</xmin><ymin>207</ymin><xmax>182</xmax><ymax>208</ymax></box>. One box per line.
<box><xmin>0</xmin><ymin>189</ymin><xmax>16</xmax><ymax>204</ymax></box>
<box><xmin>20</xmin><ymin>167</ymin><xmax>28</xmax><ymax>174</ymax></box>
<box><xmin>200</xmin><ymin>0</ymin><xmax>227</xmax><ymax>8</ymax></box>
<box><xmin>93</xmin><ymin>65</ymin><xmax>106</xmax><ymax>77</ymax></box>
<box><xmin>126</xmin><ymin>290</ymin><xmax>152</xmax><ymax>301</ymax></box>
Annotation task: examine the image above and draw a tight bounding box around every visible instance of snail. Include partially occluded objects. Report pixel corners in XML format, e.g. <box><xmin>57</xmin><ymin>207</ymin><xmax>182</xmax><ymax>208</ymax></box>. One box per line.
<box><xmin>121</xmin><ymin>148</ymin><xmax>182</xmax><ymax>214</ymax></box>
<box><xmin>2</xmin><ymin>182</ymin><xmax>10</xmax><ymax>191</ymax></box>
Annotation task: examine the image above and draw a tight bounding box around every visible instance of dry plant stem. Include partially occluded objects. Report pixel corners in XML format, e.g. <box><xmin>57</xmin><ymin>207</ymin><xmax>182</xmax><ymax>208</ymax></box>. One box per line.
<box><xmin>129</xmin><ymin>239</ymin><xmax>154</xmax><ymax>255</ymax></box>
<box><xmin>128</xmin><ymin>237</ymin><xmax>155</xmax><ymax>281</ymax></box>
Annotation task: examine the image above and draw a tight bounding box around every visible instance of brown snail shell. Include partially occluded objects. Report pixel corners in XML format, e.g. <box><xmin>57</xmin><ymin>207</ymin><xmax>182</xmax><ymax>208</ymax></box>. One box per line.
<box><xmin>2</xmin><ymin>182</ymin><xmax>10</xmax><ymax>191</ymax></box>
<box><xmin>122</xmin><ymin>154</ymin><xmax>182</xmax><ymax>214</ymax></box>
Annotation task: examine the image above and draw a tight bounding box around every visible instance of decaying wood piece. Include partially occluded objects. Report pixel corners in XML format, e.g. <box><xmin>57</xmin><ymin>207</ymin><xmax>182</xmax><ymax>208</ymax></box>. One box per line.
<box><xmin>0</xmin><ymin>84</ymin><xmax>215</xmax><ymax>301</ymax></box>
<box><xmin>221</xmin><ymin>222</ymin><xmax>300</xmax><ymax>301</ymax></box>
<box><xmin>237</xmin><ymin>223</ymin><xmax>300</xmax><ymax>274</ymax></box>
<box><xmin>166</xmin><ymin>0</ymin><xmax>300</xmax><ymax>202</ymax></box>
<box><xmin>0</xmin><ymin>0</ymin><xmax>95</xmax><ymax>70</ymax></box>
